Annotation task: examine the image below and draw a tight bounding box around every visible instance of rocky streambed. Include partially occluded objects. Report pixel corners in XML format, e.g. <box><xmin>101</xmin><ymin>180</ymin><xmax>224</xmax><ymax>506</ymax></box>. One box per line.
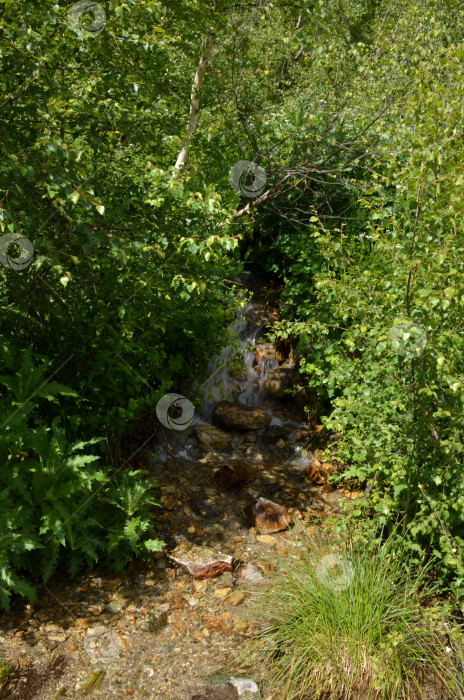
<box><xmin>0</xmin><ymin>277</ymin><xmax>361</xmax><ymax>700</ymax></box>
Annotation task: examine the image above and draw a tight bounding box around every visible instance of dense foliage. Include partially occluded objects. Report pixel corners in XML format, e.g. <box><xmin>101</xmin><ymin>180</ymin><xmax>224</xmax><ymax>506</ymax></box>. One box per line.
<box><xmin>2</xmin><ymin>0</ymin><xmax>464</xmax><ymax>611</ymax></box>
<box><xmin>260</xmin><ymin>0</ymin><xmax>464</xmax><ymax>600</ymax></box>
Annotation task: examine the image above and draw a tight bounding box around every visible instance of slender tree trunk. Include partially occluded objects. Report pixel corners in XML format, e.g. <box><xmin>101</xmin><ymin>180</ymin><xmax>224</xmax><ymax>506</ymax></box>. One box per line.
<box><xmin>174</xmin><ymin>29</ymin><xmax>215</xmax><ymax>172</ymax></box>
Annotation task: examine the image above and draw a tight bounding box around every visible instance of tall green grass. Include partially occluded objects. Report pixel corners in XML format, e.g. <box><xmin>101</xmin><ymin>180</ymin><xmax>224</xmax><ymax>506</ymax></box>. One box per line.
<box><xmin>239</xmin><ymin>529</ymin><xmax>464</xmax><ymax>699</ymax></box>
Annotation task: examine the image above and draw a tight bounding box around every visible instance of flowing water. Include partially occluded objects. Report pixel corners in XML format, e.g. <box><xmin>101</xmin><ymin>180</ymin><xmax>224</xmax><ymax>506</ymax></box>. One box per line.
<box><xmin>158</xmin><ymin>275</ymin><xmax>315</xmax><ymax>470</ymax></box>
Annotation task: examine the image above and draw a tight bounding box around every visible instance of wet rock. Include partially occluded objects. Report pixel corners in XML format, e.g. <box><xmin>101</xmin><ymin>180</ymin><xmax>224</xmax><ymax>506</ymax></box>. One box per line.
<box><xmin>200</xmin><ymin>452</ymin><xmax>227</xmax><ymax>468</ymax></box>
<box><xmin>233</xmin><ymin>618</ymin><xmax>249</xmax><ymax>632</ymax></box>
<box><xmin>220</xmin><ymin>572</ymin><xmax>234</xmax><ymax>587</ymax></box>
<box><xmin>83</xmin><ymin>626</ymin><xmax>122</xmax><ymax>663</ymax></box>
<box><xmin>168</xmin><ymin>546</ymin><xmax>233</xmax><ymax>579</ymax></box>
<box><xmin>191</xmin><ymin>687</ymin><xmax>238</xmax><ymax>700</ymax></box>
<box><xmin>190</xmin><ymin>498</ymin><xmax>223</xmax><ymax>519</ymax></box>
<box><xmin>202</xmin><ymin>614</ymin><xmax>227</xmax><ymax>633</ymax></box>
<box><xmin>226</xmin><ymin>591</ymin><xmax>245</xmax><ymax>606</ymax></box>
<box><xmin>260</xmin><ymin>424</ymin><xmax>290</xmax><ymax>444</ymax></box>
<box><xmin>160</xmin><ymin>485</ymin><xmax>182</xmax><ymax>510</ymax></box>
<box><xmin>244</xmin><ymin>497</ymin><xmax>292</xmax><ymax>534</ymax></box>
<box><xmin>137</xmin><ymin>604</ymin><xmax>169</xmax><ymax>633</ymax></box>
<box><xmin>304</xmin><ymin>462</ymin><xmax>327</xmax><ymax>485</ymax></box>
<box><xmin>254</xmin><ymin>343</ymin><xmax>278</xmax><ymax>365</ymax></box>
<box><xmin>194</xmin><ymin>425</ymin><xmax>232</xmax><ymax>451</ymax></box>
<box><xmin>295</xmin><ymin>429</ymin><xmax>312</xmax><ymax>440</ymax></box>
<box><xmin>261</xmin><ymin>365</ymin><xmax>296</xmax><ymax>399</ymax></box>
<box><xmin>47</xmin><ymin>631</ymin><xmax>68</xmax><ymax>643</ymax></box>
<box><xmin>168</xmin><ymin>594</ymin><xmax>188</xmax><ymax>610</ymax></box>
<box><xmin>229</xmin><ymin>678</ymin><xmax>259</xmax><ymax>698</ymax></box>
<box><xmin>213</xmin><ymin>460</ymin><xmax>256</xmax><ymax>489</ymax></box>
<box><xmin>239</xmin><ymin>563</ymin><xmax>268</xmax><ymax>587</ymax></box>
<box><xmin>243</xmin><ymin>303</ymin><xmax>279</xmax><ymax>333</ymax></box>
<box><xmin>257</xmin><ymin>534</ymin><xmax>277</xmax><ymax>546</ymax></box>
<box><xmin>212</xmin><ymin>401</ymin><xmax>271</xmax><ymax>432</ymax></box>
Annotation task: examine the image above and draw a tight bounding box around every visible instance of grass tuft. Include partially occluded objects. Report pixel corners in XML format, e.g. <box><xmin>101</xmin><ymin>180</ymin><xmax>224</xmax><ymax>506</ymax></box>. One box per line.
<box><xmin>0</xmin><ymin>660</ymin><xmax>11</xmax><ymax>688</ymax></box>
<box><xmin>238</xmin><ymin>528</ymin><xmax>464</xmax><ymax>699</ymax></box>
<box><xmin>81</xmin><ymin>669</ymin><xmax>105</xmax><ymax>694</ymax></box>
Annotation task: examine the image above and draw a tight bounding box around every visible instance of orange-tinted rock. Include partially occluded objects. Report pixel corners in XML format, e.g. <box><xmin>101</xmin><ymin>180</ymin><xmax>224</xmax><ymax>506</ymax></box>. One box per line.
<box><xmin>244</xmin><ymin>497</ymin><xmax>292</xmax><ymax>534</ymax></box>
<box><xmin>304</xmin><ymin>462</ymin><xmax>327</xmax><ymax>485</ymax></box>
<box><xmin>254</xmin><ymin>343</ymin><xmax>278</xmax><ymax>366</ymax></box>
<box><xmin>168</xmin><ymin>546</ymin><xmax>233</xmax><ymax>579</ymax></box>
<box><xmin>322</xmin><ymin>462</ymin><xmax>336</xmax><ymax>473</ymax></box>
<box><xmin>201</xmin><ymin>615</ymin><xmax>226</xmax><ymax>633</ymax></box>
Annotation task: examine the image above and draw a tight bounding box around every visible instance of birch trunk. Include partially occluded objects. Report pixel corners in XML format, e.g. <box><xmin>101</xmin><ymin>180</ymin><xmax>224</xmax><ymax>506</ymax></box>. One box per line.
<box><xmin>174</xmin><ymin>29</ymin><xmax>215</xmax><ymax>172</ymax></box>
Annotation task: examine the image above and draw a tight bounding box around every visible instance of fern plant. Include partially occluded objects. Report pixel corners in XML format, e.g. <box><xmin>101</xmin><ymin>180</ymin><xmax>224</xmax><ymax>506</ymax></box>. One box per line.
<box><xmin>0</xmin><ymin>346</ymin><xmax>162</xmax><ymax>611</ymax></box>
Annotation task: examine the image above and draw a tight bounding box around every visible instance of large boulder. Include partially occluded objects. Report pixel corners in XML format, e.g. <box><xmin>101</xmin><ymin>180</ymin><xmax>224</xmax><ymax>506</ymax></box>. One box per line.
<box><xmin>193</xmin><ymin>424</ymin><xmax>232</xmax><ymax>451</ymax></box>
<box><xmin>212</xmin><ymin>401</ymin><xmax>271</xmax><ymax>432</ymax></box>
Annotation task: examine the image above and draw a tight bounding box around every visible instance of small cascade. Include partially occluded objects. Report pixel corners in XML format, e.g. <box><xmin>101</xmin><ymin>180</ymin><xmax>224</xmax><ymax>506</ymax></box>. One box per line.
<box><xmin>154</xmin><ymin>275</ymin><xmax>318</xmax><ymax>471</ymax></box>
<box><xmin>182</xmin><ymin>276</ymin><xmax>313</xmax><ymax>469</ymax></box>
<box><xmin>197</xmin><ymin>296</ymin><xmax>282</xmax><ymax>418</ymax></box>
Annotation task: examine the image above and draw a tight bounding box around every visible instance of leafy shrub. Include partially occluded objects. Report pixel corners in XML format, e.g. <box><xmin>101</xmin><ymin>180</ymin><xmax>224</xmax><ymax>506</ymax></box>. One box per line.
<box><xmin>265</xmin><ymin>26</ymin><xmax>464</xmax><ymax>600</ymax></box>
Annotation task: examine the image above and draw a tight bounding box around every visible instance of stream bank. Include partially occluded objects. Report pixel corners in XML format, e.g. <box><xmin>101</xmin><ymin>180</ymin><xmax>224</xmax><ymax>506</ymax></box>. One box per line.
<box><xmin>0</xmin><ymin>276</ymin><xmax>359</xmax><ymax>700</ymax></box>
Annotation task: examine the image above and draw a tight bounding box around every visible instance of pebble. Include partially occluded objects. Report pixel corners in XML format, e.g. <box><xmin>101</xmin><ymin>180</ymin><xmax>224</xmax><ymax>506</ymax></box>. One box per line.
<box><xmin>233</xmin><ymin>619</ymin><xmax>248</xmax><ymax>632</ymax></box>
<box><xmin>225</xmin><ymin>591</ymin><xmax>245</xmax><ymax>606</ymax></box>
<box><xmin>213</xmin><ymin>587</ymin><xmax>231</xmax><ymax>599</ymax></box>
<box><xmin>47</xmin><ymin>632</ymin><xmax>67</xmax><ymax>643</ymax></box>
<box><xmin>194</xmin><ymin>580</ymin><xmax>208</xmax><ymax>592</ymax></box>
<box><xmin>229</xmin><ymin>678</ymin><xmax>259</xmax><ymax>697</ymax></box>
<box><xmin>257</xmin><ymin>535</ymin><xmax>277</xmax><ymax>546</ymax></box>
<box><xmin>74</xmin><ymin>618</ymin><xmax>90</xmax><ymax>630</ymax></box>
<box><xmin>239</xmin><ymin>563</ymin><xmax>267</xmax><ymax>587</ymax></box>
<box><xmin>106</xmin><ymin>601</ymin><xmax>122</xmax><ymax>614</ymax></box>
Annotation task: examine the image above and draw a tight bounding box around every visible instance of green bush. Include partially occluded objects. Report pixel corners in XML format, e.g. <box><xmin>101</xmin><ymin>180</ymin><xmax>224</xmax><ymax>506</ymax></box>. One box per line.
<box><xmin>264</xmin><ymin>19</ymin><xmax>464</xmax><ymax>600</ymax></box>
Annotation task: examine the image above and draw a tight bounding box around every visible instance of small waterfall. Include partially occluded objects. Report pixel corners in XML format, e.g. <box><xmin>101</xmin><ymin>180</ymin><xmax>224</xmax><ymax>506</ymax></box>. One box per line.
<box><xmin>159</xmin><ymin>276</ymin><xmax>315</xmax><ymax>469</ymax></box>
<box><xmin>197</xmin><ymin>299</ymin><xmax>280</xmax><ymax>420</ymax></box>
